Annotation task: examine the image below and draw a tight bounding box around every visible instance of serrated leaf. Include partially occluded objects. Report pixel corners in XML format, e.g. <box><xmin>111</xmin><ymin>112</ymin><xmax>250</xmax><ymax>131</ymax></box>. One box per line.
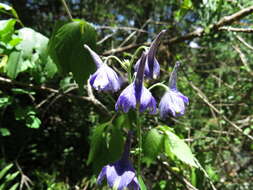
<box><xmin>143</xmin><ymin>128</ymin><xmax>164</xmax><ymax>165</ymax></box>
<box><xmin>48</xmin><ymin>20</ymin><xmax>97</xmax><ymax>89</ymax></box>
<box><xmin>161</xmin><ymin>127</ymin><xmax>198</xmax><ymax>167</ymax></box>
<box><xmin>87</xmin><ymin>122</ymin><xmax>109</xmax><ymax>165</ymax></box>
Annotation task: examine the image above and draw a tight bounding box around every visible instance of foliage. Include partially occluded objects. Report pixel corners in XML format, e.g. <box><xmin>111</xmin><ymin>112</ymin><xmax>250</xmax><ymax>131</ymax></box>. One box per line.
<box><xmin>1</xmin><ymin>0</ymin><xmax>253</xmax><ymax>190</ymax></box>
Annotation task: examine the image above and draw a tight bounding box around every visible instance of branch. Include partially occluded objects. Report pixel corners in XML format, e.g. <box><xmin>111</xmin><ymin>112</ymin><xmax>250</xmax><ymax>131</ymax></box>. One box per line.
<box><xmin>189</xmin><ymin>81</ymin><xmax>253</xmax><ymax>141</ymax></box>
<box><xmin>0</xmin><ymin>76</ymin><xmax>110</xmax><ymax>116</ymax></box>
<box><xmin>219</xmin><ymin>26</ymin><xmax>253</xmax><ymax>33</ymax></box>
<box><xmin>103</xmin><ymin>5</ymin><xmax>253</xmax><ymax>55</ymax></box>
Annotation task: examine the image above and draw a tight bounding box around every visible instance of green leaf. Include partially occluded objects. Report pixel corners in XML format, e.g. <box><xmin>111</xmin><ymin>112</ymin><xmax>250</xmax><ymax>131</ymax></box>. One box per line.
<box><xmin>48</xmin><ymin>20</ymin><xmax>97</xmax><ymax>89</ymax></box>
<box><xmin>26</xmin><ymin>115</ymin><xmax>41</xmax><ymax>129</ymax></box>
<box><xmin>0</xmin><ymin>3</ymin><xmax>19</xmax><ymax>19</ymax></box>
<box><xmin>0</xmin><ymin>96</ymin><xmax>12</xmax><ymax>108</ymax></box>
<box><xmin>0</xmin><ymin>128</ymin><xmax>11</xmax><ymax>136</ymax></box>
<box><xmin>5</xmin><ymin>51</ymin><xmax>21</xmax><ymax>78</ymax></box>
<box><xmin>160</xmin><ymin>126</ymin><xmax>198</xmax><ymax>167</ymax></box>
<box><xmin>17</xmin><ymin>28</ymin><xmax>49</xmax><ymax>60</ymax></box>
<box><xmin>143</xmin><ymin>128</ymin><xmax>164</xmax><ymax>165</ymax></box>
<box><xmin>87</xmin><ymin>122</ymin><xmax>109</xmax><ymax>165</ymax></box>
<box><xmin>0</xmin><ymin>19</ymin><xmax>16</xmax><ymax>43</ymax></box>
<box><xmin>108</xmin><ymin>124</ymin><xmax>124</xmax><ymax>162</ymax></box>
<box><xmin>0</xmin><ymin>163</ymin><xmax>13</xmax><ymax>180</ymax></box>
<box><xmin>137</xmin><ymin>175</ymin><xmax>147</xmax><ymax>190</ymax></box>
<box><xmin>9</xmin><ymin>183</ymin><xmax>19</xmax><ymax>190</ymax></box>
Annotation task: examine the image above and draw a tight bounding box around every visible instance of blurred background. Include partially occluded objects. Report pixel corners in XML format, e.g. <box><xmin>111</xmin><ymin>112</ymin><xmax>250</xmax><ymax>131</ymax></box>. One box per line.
<box><xmin>0</xmin><ymin>0</ymin><xmax>253</xmax><ymax>189</ymax></box>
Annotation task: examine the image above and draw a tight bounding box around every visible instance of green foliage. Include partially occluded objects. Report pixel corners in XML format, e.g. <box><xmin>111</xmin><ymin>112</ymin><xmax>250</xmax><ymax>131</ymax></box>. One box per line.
<box><xmin>143</xmin><ymin>128</ymin><xmax>164</xmax><ymax>165</ymax></box>
<box><xmin>0</xmin><ymin>162</ymin><xmax>20</xmax><ymax>190</ymax></box>
<box><xmin>48</xmin><ymin>20</ymin><xmax>96</xmax><ymax>89</ymax></box>
<box><xmin>159</xmin><ymin>126</ymin><xmax>198</xmax><ymax>168</ymax></box>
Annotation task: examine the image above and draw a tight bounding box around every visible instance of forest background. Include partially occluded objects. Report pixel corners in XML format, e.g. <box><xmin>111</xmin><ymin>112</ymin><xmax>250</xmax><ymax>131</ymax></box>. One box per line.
<box><xmin>0</xmin><ymin>0</ymin><xmax>253</xmax><ymax>190</ymax></box>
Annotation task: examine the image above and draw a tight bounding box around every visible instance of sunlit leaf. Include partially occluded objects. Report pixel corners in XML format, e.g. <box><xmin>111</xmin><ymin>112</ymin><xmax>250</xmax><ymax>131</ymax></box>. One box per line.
<box><xmin>159</xmin><ymin>126</ymin><xmax>198</xmax><ymax>167</ymax></box>
<box><xmin>48</xmin><ymin>20</ymin><xmax>97</xmax><ymax>89</ymax></box>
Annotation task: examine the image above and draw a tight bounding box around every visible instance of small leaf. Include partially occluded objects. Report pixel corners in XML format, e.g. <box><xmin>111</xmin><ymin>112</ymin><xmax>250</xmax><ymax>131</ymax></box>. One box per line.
<box><xmin>48</xmin><ymin>20</ymin><xmax>97</xmax><ymax>89</ymax></box>
<box><xmin>160</xmin><ymin>126</ymin><xmax>198</xmax><ymax>167</ymax></box>
<box><xmin>0</xmin><ymin>128</ymin><xmax>11</xmax><ymax>136</ymax></box>
<box><xmin>143</xmin><ymin>128</ymin><xmax>164</xmax><ymax>165</ymax></box>
<box><xmin>0</xmin><ymin>19</ymin><xmax>16</xmax><ymax>43</ymax></box>
<box><xmin>26</xmin><ymin>115</ymin><xmax>41</xmax><ymax>129</ymax></box>
<box><xmin>0</xmin><ymin>163</ymin><xmax>13</xmax><ymax>179</ymax></box>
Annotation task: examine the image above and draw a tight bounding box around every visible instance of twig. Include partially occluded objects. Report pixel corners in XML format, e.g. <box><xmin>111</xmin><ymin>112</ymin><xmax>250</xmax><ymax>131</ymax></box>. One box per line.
<box><xmin>219</xmin><ymin>26</ymin><xmax>253</xmax><ymax>33</ymax></box>
<box><xmin>0</xmin><ymin>76</ymin><xmax>110</xmax><ymax>116</ymax></box>
<box><xmin>162</xmin><ymin>161</ymin><xmax>199</xmax><ymax>190</ymax></box>
<box><xmin>189</xmin><ymin>81</ymin><xmax>253</xmax><ymax>141</ymax></box>
<box><xmin>60</xmin><ymin>0</ymin><xmax>73</xmax><ymax>20</ymax></box>
<box><xmin>232</xmin><ymin>45</ymin><xmax>253</xmax><ymax>76</ymax></box>
<box><xmin>15</xmin><ymin>161</ymin><xmax>33</xmax><ymax>190</ymax></box>
<box><xmin>235</xmin><ymin>35</ymin><xmax>253</xmax><ymax>51</ymax></box>
<box><xmin>103</xmin><ymin>5</ymin><xmax>253</xmax><ymax>55</ymax></box>
<box><xmin>96</xmin><ymin>26</ymin><xmax>147</xmax><ymax>33</ymax></box>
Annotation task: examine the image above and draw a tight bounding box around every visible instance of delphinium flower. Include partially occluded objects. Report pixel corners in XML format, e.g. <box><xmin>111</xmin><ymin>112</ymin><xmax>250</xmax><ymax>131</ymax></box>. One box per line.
<box><xmin>134</xmin><ymin>30</ymin><xmax>166</xmax><ymax>79</ymax></box>
<box><xmin>115</xmin><ymin>52</ymin><xmax>156</xmax><ymax>114</ymax></box>
<box><xmin>159</xmin><ymin>62</ymin><xmax>189</xmax><ymax>118</ymax></box>
<box><xmin>84</xmin><ymin>44</ymin><xmax>122</xmax><ymax>92</ymax></box>
<box><xmin>97</xmin><ymin>131</ymin><xmax>140</xmax><ymax>190</ymax></box>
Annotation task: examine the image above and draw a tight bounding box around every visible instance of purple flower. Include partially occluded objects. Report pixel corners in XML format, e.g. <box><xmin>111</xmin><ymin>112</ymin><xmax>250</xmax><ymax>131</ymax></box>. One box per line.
<box><xmin>134</xmin><ymin>30</ymin><xmax>166</xmax><ymax>79</ymax></box>
<box><xmin>159</xmin><ymin>62</ymin><xmax>189</xmax><ymax>118</ymax></box>
<box><xmin>115</xmin><ymin>52</ymin><xmax>156</xmax><ymax>114</ymax></box>
<box><xmin>84</xmin><ymin>44</ymin><xmax>122</xmax><ymax>92</ymax></box>
<box><xmin>97</xmin><ymin>132</ymin><xmax>140</xmax><ymax>190</ymax></box>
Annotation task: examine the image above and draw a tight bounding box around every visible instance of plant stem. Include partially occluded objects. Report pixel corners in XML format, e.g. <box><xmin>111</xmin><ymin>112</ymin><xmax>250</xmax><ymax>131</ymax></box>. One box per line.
<box><xmin>136</xmin><ymin>110</ymin><xmax>142</xmax><ymax>176</ymax></box>
<box><xmin>61</xmin><ymin>0</ymin><xmax>73</xmax><ymax>20</ymax></box>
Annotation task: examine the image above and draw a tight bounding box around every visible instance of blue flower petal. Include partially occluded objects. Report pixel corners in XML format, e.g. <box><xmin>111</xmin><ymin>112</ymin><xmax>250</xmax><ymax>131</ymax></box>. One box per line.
<box><xmin>97</xmin><ymin>166</ymin><xmax>108</xmax><ymax>185</ymax></box>
<box><xmin>139</xmin><ymin>86</ymin><xmax>157</xmax><ymax>114</ymax></box>
<box><xmin>90</xmin><ymin>64</ymin><xmax>122</xmax><ymax>92</ymax></box>
<box><xmin>159</xmin><ymin>89</ymin><xmax>188</xmax><ymax>118</ymax></box>
<box><xmin>115</xmin><ymin>84</ymin><xmax>136</xmax><ymax>112</ymax></box>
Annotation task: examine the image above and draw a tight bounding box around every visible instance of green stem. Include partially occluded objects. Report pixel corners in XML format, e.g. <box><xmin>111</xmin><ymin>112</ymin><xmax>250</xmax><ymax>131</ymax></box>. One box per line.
<box><xmin>136</xmin><ymin>110</ymin><xmax>142</xmax><ymax>176</ymax></box>
<box><xmin>104</xmin><ymin>55</ymin><xmax>127</xmax><ymax>71</ymax></box>
<box><xmin>148</xmin><ymin>82</ymin><xmax>169</xmax><ymax>91</ymax></box>
<box><xmin>128</xmin><ymin>46</ymin><xmax>148</xmax><ymax>83</ymax></box>
<box><xmin>61</xmin><ymin>0</ymin><xmax>73</xmax><ymax>20</ymax></box>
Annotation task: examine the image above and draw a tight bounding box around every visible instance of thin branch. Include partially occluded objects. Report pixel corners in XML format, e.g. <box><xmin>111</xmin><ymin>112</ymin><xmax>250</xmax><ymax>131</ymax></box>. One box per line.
<box><xmin>235</xmin><ymin>35</ymin><xmax>253</xmax><ymax>51</ymax></box>
<box><xmin>189</xmin><ymin>81</ymin><xmax>253</xmax><ymax>141</ymax></box>
<box><xmin>96</xmin><ymin>26</ymin><xmax>147</xmax><ymax>33</ymax></box>
<box><xmin>0</xmin><ymin>76</ymin><xmax>110</xmax><ymax>116</ymax></box>
<box><xmin>219</xmin><ymin>26</ymin><xmax>253</xmax><ymax>33</ymax></box>
<box><xmin>60</xmin><ymin>0</ymin><xmax>73</xmax><ymax>20</ymax></box>
<box><xmin>103</xmin><ymin>5</ymin><xmax>253</xmax><ymax>55</ymax></box>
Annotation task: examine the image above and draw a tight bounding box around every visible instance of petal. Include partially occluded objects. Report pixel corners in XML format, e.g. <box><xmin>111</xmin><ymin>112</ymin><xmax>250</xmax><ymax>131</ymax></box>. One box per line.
<box><xmin>97</xmin><ymin>166</ymin><xmax>108</xmax><ymax>185</ymax></box>
<box><xmin>84</xmin><ymin>44</ymin><xmax>103</xmax><ymax>68</ymax></box>
<box><xmin>139</xmin><ymin>86</ymin><xmax>157</xmax><ymax>114</ymax></box>
<box><xmin>147</xmin><ymin>57</ymin><xmax>160</xmax><ymax>79</ymax></box>
<box><xmin>115</xmin><ymin>84</ymin><xmax>136</xmax><ymax>112</ymax></box>
<box><xmin>128</xmin><ymin>177</ymin><xmax>140</xmax><ymax>190</ymax></box>
<box><xmin>91</xmin><ymin>65</ymin><xmax>122</xmax><ymax>92</ymax></box>
<box><xmin>159</xmin><ymin>90</ymin><xmax>188</xmax><ymax>118</ymax></box>
<box><xmin>168</xmin><ymin>62</ymin><xmax>180</xmax><ymax>90</ymax></box>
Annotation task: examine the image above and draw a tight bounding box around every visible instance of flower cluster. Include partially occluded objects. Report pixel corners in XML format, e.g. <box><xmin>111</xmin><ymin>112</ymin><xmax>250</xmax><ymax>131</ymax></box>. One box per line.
<box><xmin>85</xmin><ymin>30</ymin><xmax>188</xmax><ymax>119</ymax></box>
<box><xmin>85</xmin><ymin>30</ymin><xmax>189</xmax><ymax>190</ymax></box>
